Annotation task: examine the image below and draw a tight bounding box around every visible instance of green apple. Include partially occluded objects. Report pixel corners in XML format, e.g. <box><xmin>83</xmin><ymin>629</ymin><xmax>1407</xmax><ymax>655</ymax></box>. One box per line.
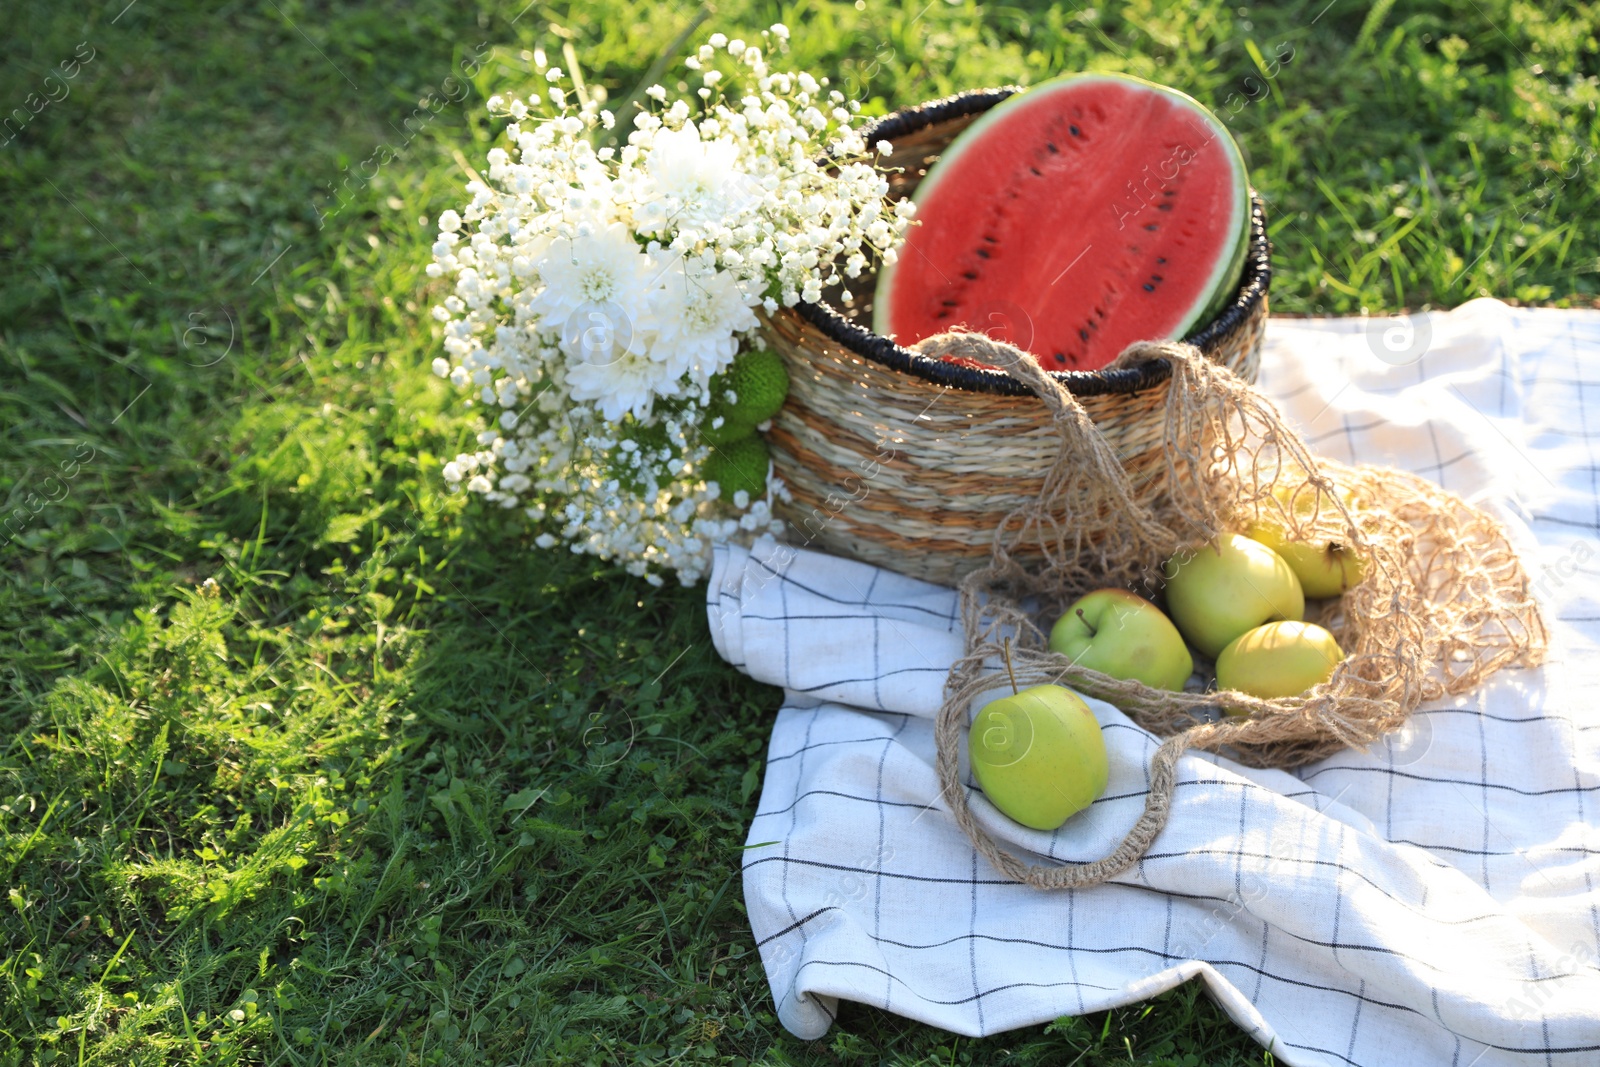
<box><xmin>1248</xmin><ymin>521</ymin><xmax>1368</xmax><ymax>598</ymax></box>
<box><xmin>968</xmin><ymin>684</ymin><xmax>1109</xmax><ymax>831</ymax></box>
<box><xmin>1048</xmin><ymin>588</ymin><xmax>1194</xmax><ymax>692</ymax></box>
<box><xmin>1249</xmin><ymin>486</ymin><xmax>1368</xmax><ymax>598</ymax></box>
<box><xmin>1163</xmin><ymin>532</ymin><xmax>1305</xmax><ymax>659</ymax></box>
<box><xmin>1215</xmin><ymin>620</ymin><xmax>1345</xmax><ymax>709</ymax></box>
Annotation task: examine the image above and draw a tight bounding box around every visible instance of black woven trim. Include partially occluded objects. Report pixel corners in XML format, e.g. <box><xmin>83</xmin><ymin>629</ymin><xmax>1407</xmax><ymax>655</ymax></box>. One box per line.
<box><xmin>800</xmin><ymin>92</ymin><xmax>1274</xmax><ymax>399</ymax></box>
<box><xmin>856</xmin><ymin>87</ymin><xmax>1023</xmax><ymax>144</ymax></box>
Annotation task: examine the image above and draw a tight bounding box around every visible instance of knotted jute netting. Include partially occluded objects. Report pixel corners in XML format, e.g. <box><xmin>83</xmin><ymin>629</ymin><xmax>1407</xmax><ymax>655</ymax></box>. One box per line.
<box><xmin>912</xmin><ymin>331</ymin><xmax>1548</xmax><ymax>889</ymax></box>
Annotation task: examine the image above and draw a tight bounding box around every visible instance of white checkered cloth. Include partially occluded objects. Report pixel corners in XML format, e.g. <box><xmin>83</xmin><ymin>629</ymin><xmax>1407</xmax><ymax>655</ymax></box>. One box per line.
<box><xmin>708</xmin><ymin>300</ymin><xmax>1600</xmax><ymax>1066</ymax></box>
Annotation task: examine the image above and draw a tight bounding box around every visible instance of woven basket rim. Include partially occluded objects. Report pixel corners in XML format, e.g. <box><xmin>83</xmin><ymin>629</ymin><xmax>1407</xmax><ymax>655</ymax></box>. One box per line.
<box><xmin>793</xmin><ymin>87</ymin><xmax>1274</xmax><ymax>399</ymax></box>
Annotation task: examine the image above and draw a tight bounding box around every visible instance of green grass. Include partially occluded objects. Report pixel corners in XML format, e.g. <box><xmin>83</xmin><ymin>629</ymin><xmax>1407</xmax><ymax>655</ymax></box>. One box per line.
<box><xmin>0</xmin><ymin>0</ymin><xmax>1595</xmax><ymax>1062</ymax></box>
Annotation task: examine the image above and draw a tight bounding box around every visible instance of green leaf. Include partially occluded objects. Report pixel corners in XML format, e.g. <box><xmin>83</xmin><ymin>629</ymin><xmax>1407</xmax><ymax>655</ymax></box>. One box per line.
<box><xmin>502</xmin><ymin>787</ymin><xmax>546</xmax><ymax>813</ymax></box>
<box><xmin>740</xmin><ymin>761</ymin><xmax>763</xmax><ymax>804</ymax></box>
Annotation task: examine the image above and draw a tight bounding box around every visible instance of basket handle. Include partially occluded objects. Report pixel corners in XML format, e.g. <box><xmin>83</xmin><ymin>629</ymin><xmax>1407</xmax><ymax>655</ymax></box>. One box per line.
<box><xmin>913</xmin><ymin>332</ymin><xmax>1215</xmax><ymax>587</ymax></box>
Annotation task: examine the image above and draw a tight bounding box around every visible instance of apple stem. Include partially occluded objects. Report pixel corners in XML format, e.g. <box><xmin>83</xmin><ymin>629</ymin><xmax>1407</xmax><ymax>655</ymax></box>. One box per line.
<box><xmin>1076</xmin><ymin>606</ymin><xmax>1097</xmax><ymax>638</ymax></box>
<box><xmin>1002</xmin><ymin>636</ymin><xmax>1019</xmax><ymax>696</ymax></box>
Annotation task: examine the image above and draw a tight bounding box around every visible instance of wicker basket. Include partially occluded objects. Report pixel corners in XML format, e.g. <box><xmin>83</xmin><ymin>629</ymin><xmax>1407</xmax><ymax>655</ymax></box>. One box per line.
<box><xmin>760</xmin><ymin>88</ymin><xmax>1272</xmax><ymax>586</ymax></box>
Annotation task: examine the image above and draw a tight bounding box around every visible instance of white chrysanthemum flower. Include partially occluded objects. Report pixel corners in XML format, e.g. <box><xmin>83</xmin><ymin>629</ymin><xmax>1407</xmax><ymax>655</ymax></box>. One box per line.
<box><xmin>650</xmin><ymin>257</ymin><xmax>758</xmax><ymax>385</ymax></box>
<box><xmin>564</xmin><ymin>329</ymin><xmax>673</xmax><ymax>422</ymax></box>
<box><xmin>527</xmin><ymin>220</ymin><xmax>654</xmax><ymax>334</ymax></box>
<box><xmin>642</xmin><ymin>123</ymin><xmax>753</xmax><ymax>232</ymax></box>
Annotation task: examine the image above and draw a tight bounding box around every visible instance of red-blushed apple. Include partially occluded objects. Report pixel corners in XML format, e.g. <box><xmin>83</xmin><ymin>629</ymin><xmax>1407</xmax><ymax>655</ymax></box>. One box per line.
<box><xmin>1048</xmin><ymin>588</ymin><xmax>1194</xmax><ymax>692</ymax></box>
<box><xmin>1215</xmin><ymin>620</ymin><xmax>1345</xmax><ymax>712</ymax></box>
<box><xmin>968</xmin><ymin>685</ymin><xmax>1108</xmax><ymax>831</ymax></box>
<box><xmin>1163</xmin><ymin>532</ymin><xmax>1306</xmax><ymax>658</ymax></box>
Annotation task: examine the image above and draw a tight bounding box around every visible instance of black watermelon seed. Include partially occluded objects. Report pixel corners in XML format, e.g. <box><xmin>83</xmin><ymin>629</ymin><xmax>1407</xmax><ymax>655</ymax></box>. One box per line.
<box><xmin>1144</xmin><ymin>223</ymin><xmax>1159</xmax><ymax>231</ymax></box>
<box><xmin>1142</xmin><ymin>283</ymin><xmax>1155</xmax><ymax>292</ymax></box>
<box><xmin>961</xmin><ymin>270</ymin><xmax>978</xmax><ymax>280</ymax></box>
<box><xmin>1157</xmin><ymin>203</ymin><xmax>1173</xmax><ymax>211</ymax></box>
<box><xmin>1046</xmin><ymin>142</ymin><xmax>1059</xmax><ymax>153</ymax></box>
<box><xmin>1029</xmin><ymin>166</ymin><xmax>1042</xmax><ymax>175</ymax></box>
<box><xmin>1069</xmin><ymin>124</ymin><xmax>1081</xmax><ymax>136</ymax></box>
<box><xmin>1078</xmin><ymin>328</ymin><xmax>1090</xmax><ymax>342</ymax></box>
<box><xmin>1054</xmin><ymin>352</ymin><xmax>1067</xmax><ymax>364</ymax></box>
<box><xmin>1156</xmin><ymin>256</ymin><xmax>1167</xmax><ymax>264</ymax></box>
<box><xmin>975</xmin><ymin>248</ymin><xmax>991</xmax><ymax>259</ymax></box>
<box><xmin>983</xmin><ymin>235</ymin><xmax>999</xmax><ymax>243</ymax></box>
<box><xmin>941</xmin><ymin>299</ymin><xmax>959</xmax><ymax>307</ymax></box>
<box><xmin>1152</xmin><ymin>274</ymin><xmax>1163</xmax><ymax>282</ymax></box>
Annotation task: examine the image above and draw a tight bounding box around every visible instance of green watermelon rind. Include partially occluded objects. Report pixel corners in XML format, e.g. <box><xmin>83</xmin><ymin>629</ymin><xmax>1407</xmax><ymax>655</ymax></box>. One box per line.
<box><xmin>1201</xmin><ymin>181</ymin><xmax>1255</xmax><ymax>323</ymax></box>
<box><xmin>873</xmin><ymin>72</ymin><xmax>1252</xmax><ymax>353</ymax></box>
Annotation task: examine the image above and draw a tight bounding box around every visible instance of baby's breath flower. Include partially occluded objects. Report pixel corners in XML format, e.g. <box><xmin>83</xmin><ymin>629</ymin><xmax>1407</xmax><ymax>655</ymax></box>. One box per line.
<box><xmin>429</xmin><ymin>25</ymin><xmax>908</xmax><ymax>584</ymax></box>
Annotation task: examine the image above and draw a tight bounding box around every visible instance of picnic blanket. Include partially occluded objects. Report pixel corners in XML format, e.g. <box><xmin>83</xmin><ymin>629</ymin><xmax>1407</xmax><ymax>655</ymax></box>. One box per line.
<box><xmin>707</xmin><ymin>299</ymin><xmax>1600</xmax><ymax>1066</ymax></box>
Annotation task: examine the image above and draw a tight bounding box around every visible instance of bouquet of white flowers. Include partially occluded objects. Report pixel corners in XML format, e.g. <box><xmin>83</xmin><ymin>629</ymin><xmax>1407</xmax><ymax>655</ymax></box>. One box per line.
<box><xmin>429</xmin><ymin>25</ymin><xmax>913</xmax><ymax>585</ymax></box>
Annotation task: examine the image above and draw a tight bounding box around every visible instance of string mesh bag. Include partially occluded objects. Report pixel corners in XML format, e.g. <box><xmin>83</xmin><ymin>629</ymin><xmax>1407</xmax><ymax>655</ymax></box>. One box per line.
<box><xmin>919</xmin><ymin>331</ymin><xmax>1549</xmax><ymax>888</ymax></box>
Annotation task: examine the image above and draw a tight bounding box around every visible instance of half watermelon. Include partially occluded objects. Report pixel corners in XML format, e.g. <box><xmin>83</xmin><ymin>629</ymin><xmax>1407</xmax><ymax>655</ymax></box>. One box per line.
<box><xmin>874</xmin><ymin>73</ymin><xmax>1252</xmax><ymax>372</ymax></box>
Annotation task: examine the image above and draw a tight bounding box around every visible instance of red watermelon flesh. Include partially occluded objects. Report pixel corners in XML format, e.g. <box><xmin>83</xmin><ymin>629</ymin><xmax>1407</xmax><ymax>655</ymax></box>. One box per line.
<box><xmin>874</xmin><ymin>74</ymin><xmax>1250</xmax><ymax>372</ymax></box>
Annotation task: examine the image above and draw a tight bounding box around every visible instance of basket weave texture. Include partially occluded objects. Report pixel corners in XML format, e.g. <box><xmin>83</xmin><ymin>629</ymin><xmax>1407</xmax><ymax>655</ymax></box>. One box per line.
<box><xmin>761</xmin><ymin>89</ymin><xmax>1271</xmax><ymax>586</ymax></box>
